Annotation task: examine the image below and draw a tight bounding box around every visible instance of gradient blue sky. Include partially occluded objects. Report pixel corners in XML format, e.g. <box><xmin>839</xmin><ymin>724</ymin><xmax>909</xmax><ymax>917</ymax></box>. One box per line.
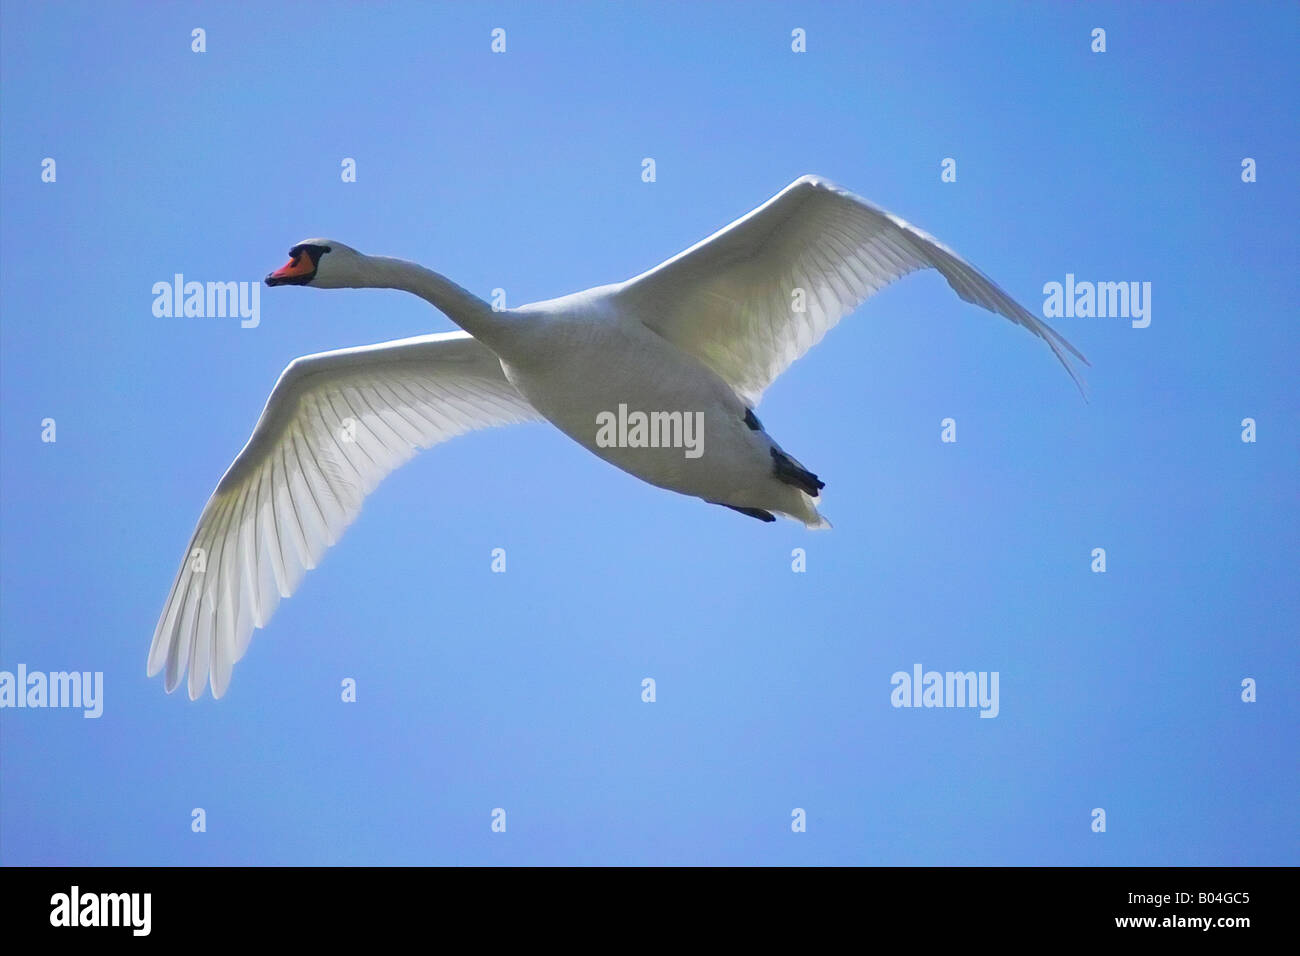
<box><xmin>2</xmin><ymin>1</ymin><xmax>1296</xmax><ymax>865</ymax></box>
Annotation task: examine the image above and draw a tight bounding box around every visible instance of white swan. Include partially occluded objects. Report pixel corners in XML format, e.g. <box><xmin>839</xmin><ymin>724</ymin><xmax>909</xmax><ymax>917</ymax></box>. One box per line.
<box><xmin>149</xmin><ymin>175</ymin><xmax>1086</xmax><ymax>699</ymax></box>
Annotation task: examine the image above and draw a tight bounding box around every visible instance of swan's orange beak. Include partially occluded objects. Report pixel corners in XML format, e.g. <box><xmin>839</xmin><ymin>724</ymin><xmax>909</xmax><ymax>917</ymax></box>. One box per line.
<box><xmin>265</xmin><ymin>253</ymin><xmax>315</xmax><ymax>286</ymax></box>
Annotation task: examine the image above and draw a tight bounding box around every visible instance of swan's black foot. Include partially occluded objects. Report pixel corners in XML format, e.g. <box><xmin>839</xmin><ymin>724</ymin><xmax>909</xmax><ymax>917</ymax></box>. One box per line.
<box><xmin>770</xmin><ymin>447</ymin><xmax>825</xmax><ymax>497</ymax></box>
<box><xmin>714</xmin><ymin>502</ymin><xmax>777</xmax><ymax>523</ymax></box>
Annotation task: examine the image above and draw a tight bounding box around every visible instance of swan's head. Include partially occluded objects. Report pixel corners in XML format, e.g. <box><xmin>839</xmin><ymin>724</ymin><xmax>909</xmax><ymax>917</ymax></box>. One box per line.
<box><xmin>265</xmin><ymin>239</ymin><xmax>364</xmax><ymax>289</ymax></box>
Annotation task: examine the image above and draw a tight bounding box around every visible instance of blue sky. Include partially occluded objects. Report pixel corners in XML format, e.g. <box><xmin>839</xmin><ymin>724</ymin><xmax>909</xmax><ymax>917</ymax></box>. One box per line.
<box><xmin>1</xmin><ymin>1</ymin><xmax>1295</xmax><ymax>865</ymax></box>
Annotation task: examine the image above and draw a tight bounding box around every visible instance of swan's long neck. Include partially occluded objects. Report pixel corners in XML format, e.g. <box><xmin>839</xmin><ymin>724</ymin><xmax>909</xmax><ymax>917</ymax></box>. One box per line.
<box><xmin>359</xmin><ymin>256</ymin><xmax>511</xmax><ymax>349</ymax></box>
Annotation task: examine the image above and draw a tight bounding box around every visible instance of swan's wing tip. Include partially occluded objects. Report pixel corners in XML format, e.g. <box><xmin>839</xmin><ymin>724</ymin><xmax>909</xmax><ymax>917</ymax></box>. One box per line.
<box><xmin>792</xmin><ymin>173</ymin><xmax>837</xmax><ymax>190</ymax></box>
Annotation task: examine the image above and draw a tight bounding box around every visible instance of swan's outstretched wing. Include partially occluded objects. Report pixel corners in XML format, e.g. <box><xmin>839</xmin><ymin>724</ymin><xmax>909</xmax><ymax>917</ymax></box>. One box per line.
<box><xmin>616</xmin><ymin>175</ymin><xmax>1087</xmax><ymax>406</ymax></box>
<box><xmin>148</xmin><ymin>331</ymin><xmax>539</xmax><ymax>700</ymax></box>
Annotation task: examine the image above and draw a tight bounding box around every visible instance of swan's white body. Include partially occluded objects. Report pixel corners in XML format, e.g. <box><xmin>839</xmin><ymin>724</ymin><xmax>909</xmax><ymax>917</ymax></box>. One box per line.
<box><xmin>502</xmin><ymin>292</ymin><xmax>821</xmax><ymax>524</ymax></box>
<box><xmin>150</xmin><ymin>175</ymin><xmax>1087</xmax><ymax>699</ymax></box>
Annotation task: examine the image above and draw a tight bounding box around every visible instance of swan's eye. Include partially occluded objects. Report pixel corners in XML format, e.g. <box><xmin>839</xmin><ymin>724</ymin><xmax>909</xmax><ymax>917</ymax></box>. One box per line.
<box><xmin>287</xmin><ymin>244</ymin><xmax>328</xmax><ymax>262</ymax></box>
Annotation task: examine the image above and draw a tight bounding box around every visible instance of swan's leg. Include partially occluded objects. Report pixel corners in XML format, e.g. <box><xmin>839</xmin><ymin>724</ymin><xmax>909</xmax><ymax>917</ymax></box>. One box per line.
<box><xmin>712</xmin><ymin>502</ymin><xmax>777</xmax><ymax>523</ymax></box>
<box><xmin>742</xmin><ymin>406</ymin><xmax>826</xmax><ymax>497</ymax></box>
<box><xmin>770</xmin><ymin>447</ymin><xmax>825</xmax><ymax>497</ymax></box>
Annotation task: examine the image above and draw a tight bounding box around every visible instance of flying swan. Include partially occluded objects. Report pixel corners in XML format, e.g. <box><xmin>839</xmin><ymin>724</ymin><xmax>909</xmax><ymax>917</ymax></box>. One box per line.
<box><xmin>149</xmin><ymin>175</ymin><xmax>1087</xmax><ymax>699</ymax></box>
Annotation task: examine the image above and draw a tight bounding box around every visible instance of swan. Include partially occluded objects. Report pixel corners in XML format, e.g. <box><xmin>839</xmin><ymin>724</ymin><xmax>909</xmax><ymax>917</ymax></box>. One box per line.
<box><xmin>149</xmin><ymin>175</ymin><xmax>1087</xmax><ymax>699</ymax></box>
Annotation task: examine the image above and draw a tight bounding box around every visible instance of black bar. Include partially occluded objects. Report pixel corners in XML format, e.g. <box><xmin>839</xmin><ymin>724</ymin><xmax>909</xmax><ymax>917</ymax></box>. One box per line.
<box><xmin>1</xmin><ymin>866</ymin><xmax>1286</xmax><ymax>939</ymax></box>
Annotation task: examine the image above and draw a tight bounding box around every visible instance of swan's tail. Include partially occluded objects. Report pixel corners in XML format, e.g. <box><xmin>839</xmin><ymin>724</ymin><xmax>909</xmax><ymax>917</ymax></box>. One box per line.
<box><xmin>804</xmin><ymin>509</ymin><xmax>832</xmax><ymax>530</ymax></box>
